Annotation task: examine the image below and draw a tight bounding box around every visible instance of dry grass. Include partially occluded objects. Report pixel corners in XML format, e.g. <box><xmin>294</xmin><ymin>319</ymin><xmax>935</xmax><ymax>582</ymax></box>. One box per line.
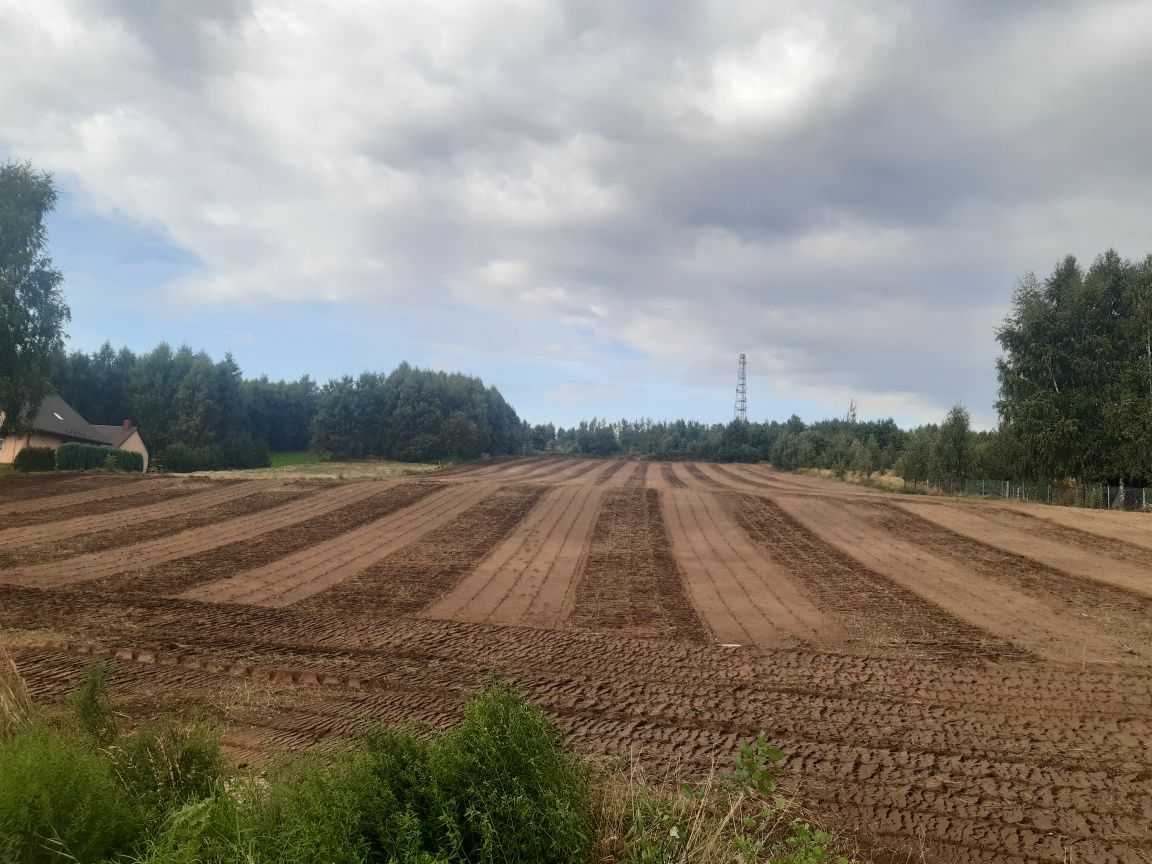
<box><xmin>186</xmin><ymin>459</ymin><xmax>441</xmax><ymax>481</ymax></box>
<box><xmin>0</xmin><ymin>644</ymin><xmax>33</xmax><ymax>735</ymax></box>
<box><xmin>796</xmin><ymin>467</ymin><xmax>905</xmax><ymax>491</ymax></box>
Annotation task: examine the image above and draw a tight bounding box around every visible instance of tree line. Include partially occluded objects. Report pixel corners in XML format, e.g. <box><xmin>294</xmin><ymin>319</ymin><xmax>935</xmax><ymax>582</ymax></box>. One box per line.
<box><xmin>53</xmin><ymin>347</ymin><xmax>527</xmax><ymax>469</ymax></box>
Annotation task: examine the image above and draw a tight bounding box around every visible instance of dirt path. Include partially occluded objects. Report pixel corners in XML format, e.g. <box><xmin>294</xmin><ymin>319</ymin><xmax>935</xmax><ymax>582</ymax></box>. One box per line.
<box><xmin>0</xmin><ymin>481</ymin><xmax>265</xmax><ymax>547</ymax></box>
<box><xmin>662</xmin><ymin>489</ymin><xmax>839</xmax><ymax>649</ymax></box>
<box><xmin>182</xmin><ymin>482</ymin><xmax>497</xmax><ymax>607</ymax></box>
<box><xmin>427</xmin><ymin>483</ymin><xmax>604</xmax><ymax>628</ymax></box>
<box><xmin>725</xmin><ymin>494</ymin><xmax>1024</xmax><ymax>660</ymax></box>
<box><xmin>1</xmin><ymin>481</ymin><xmax>410</xmax><ymax>588</ymax></box>
<box><xmin>567</xmin><ymin>488</ymin><xmax>706</xmax><ymax>640</ymax></box>
<box><xmin>901</xmin><ymin>501</ymin><xmax>1152</xmax><ymax>598</ymax></box>
<box><xmin>778</xmin><ymin>496</ymin><xmax>1148</xmax><ymax>665</ymax></box>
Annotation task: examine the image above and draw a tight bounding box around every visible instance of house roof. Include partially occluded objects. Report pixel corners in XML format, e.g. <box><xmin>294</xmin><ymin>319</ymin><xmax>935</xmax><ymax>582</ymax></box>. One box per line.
<box><xmin>92</xmin><ymin>424</ymin><xmax>137</xmax><ymax>448</ymax></box>
<box><xmin>29</xmin><ymin>394</ymin><xmax>112</xmax><ymax>445</ymax></box>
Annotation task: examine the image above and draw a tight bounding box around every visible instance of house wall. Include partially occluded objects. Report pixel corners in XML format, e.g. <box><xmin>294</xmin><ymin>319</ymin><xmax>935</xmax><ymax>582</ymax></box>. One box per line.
<box><xmin>118</xmin><ymin>430</ymin><xmax>150</xmax><ymax>472</ymax></box>
<box><xmin>0</xmin><ymin>432</ymin><xmax>67</xmax><ymax>465</ymax></box>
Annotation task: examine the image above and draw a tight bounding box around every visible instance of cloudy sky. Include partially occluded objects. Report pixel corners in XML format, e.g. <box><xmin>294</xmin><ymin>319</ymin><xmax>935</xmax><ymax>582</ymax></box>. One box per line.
<box><xmin>3</xmin><ymin>1</ymin><xmax>1151</xmax><ymax>428</ymax></box>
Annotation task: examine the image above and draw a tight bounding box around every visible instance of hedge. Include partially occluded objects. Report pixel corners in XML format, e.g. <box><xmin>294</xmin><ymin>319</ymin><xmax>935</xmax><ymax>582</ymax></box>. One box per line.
<box><xmin>158</xmin><ymin>434</ymin><xmax>270</xmax><ymax>472</ymax></box>
<box><xmin>12</xmin><ymin>447</ymin><xmax>56</xmax><ymax>472</ymax></box>
<box><xmin>56</xmin><ymin>443</ymin><xmax>144</xmax><ymax>473</ymax></box>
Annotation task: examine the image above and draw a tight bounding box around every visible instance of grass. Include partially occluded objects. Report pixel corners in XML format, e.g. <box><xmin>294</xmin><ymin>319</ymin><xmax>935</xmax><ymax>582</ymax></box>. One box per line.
<box><xmin>0</xmin><ymin>652</ymin><xmax>852</xmax><ymax>864</ymax></box>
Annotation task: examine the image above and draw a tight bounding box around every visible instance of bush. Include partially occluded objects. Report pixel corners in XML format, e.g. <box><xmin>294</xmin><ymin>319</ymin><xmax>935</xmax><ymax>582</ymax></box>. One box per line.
<box><xmin>57</xmin><ymin>442</ymin><xmax>143</xmax><ymax>472</ymax></box>
<box><xmin>243</xmin><ymin>682</ymin><xmax>592</xmax><ymax>864</ymax></box>
<box><xmin>11</xmin><ymin>446</ymin><xmax>55</xmax><ymax>472</ymax></box>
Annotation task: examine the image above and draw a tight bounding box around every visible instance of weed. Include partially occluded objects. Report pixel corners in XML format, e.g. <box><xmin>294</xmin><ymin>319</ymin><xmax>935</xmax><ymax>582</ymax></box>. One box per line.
<box><xmin>69</xmin><ymin>662</ymin><xmax>118</xmax><ymax>747</ymax></box>
<box><xmin>0</xmin><ymin>724</ymin><xmax>143</xmax><ymax>863</ymax></box>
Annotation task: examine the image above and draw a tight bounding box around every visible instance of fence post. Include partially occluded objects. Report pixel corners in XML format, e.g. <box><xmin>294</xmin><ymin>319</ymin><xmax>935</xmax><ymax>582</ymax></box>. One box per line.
<box><xmin>1047</xmin><ymin>485</ymin><xmax>1051</xmax><ymax>504</ymax></box>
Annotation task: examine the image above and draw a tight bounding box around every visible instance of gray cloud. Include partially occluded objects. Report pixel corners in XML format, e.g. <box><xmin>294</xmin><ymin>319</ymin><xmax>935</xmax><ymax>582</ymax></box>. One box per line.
<box><xmin>2</xmin><ymin>0</ymin><xmax>1150</xmax><ymax>425</ymax></box>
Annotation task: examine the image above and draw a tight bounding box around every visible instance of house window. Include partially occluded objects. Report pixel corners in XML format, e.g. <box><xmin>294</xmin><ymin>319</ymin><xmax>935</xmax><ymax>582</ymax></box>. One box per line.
<box><xmin>52</xmin><ymin>412</ymin><xmax>64</xmax><ymax>421</ymax></box>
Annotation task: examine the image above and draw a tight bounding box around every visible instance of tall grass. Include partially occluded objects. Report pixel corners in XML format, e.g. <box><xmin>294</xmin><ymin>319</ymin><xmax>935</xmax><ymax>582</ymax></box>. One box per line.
<box><xmin>0</xmin><ymin>660</ymin><xmax>849</xmax><ymax>864</ymax></box>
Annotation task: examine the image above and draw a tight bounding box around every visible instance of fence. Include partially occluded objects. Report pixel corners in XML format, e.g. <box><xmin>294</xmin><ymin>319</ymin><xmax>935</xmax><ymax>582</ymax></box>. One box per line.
<box><xmin>901</xmin><ymin>478</ymin><xmax>1150</xmax><ymax>511</ymax></box>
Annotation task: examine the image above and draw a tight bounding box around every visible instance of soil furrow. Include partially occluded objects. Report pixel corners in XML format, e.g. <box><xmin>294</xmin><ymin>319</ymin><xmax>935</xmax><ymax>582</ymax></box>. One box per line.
<box><xmin>184</xmin><ymin>482</ymin><xmax>492</xmax><ymax>606</ymax></box>
<box><xmin>426</xmin><ymin>484</ymin><xmax>603</xmax><ymax>627</ymax></box>
<box><xmin>300</xmin><ymin>484</ymin><xmax>547</xmax><ymax>618</ymax></box>
<box><xmin>724</xmin><ymin>494</ymin><xmax>1025</xmax><ymax>660</ymax></box>
<box><xmin>0</xmin><ymin>480</ymin><xmax>265</xmax><ymax>548</ymax></box>
<box><xmin>662</xmin><ymin>489</ymin><xmax>840</xmax><ymax>648</ymax></box>
<box><xmin>2</xmin><ymin>480</ymin><xmax>408</xmax><ymax>588</ymax></box>
<box><xmin>567</xmin><ymin>488</ymin><xmax>707</xmax><ymax>641</ymax></box>
<box><xmin>0</xmin><ymin>486</ymin><xmax>312</xmax><ymax>571</ymax></box>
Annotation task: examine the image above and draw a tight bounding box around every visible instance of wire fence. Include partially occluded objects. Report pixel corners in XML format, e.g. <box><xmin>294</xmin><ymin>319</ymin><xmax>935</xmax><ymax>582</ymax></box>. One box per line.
<box><xmin>901</xmin><ymin>479</ymin><xmax>1150</xmax><ymax>511</ymax></box>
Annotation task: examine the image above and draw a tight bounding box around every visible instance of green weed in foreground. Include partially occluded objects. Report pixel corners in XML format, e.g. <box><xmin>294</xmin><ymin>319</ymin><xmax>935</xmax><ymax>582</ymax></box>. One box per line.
<box><xmin>0</xmin><ymin>660</ymin><xmax>848</xmax><ymax>864</ymax></box>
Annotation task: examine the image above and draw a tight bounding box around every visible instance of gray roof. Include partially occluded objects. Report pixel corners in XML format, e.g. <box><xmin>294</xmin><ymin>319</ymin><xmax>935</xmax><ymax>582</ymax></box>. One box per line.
<box><xmin>29</xmin><ymin>394</ymin><xmax>112</xmax><ymax>445</ymax></box>
<box><xmin>92</xmin><ymin>424</ymin><xmax>136</xmax><ymax>448</ymax></box>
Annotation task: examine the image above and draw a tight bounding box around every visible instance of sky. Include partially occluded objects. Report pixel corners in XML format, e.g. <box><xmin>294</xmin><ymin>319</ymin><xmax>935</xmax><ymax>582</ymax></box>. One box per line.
<box><xmin>3</xmin><ymin>1</ymin><xmax>1151</xmax><ymax>429</ymax></box>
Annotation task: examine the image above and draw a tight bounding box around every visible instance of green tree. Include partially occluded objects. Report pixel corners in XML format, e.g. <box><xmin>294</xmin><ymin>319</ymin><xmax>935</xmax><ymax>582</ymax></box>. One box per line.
<box><xmin>935</xmin><ymin>404</ymin><xmax>972</xmax><ymax>489</ymax></box>
<box><xmin>0</xmin><ymin>162</ymin><xmax>70</xmax><ymax>434</ymax></box>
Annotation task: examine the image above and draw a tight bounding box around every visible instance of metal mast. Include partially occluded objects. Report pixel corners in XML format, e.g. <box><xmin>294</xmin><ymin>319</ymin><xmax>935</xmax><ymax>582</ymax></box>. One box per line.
<box><xmin>734</xmin><ymin>353</ymin><xmax>747</xmax><ymax>422</ymax></box>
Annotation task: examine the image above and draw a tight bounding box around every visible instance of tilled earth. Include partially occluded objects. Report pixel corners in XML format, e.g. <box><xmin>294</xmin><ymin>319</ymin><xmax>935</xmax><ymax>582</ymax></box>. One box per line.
<box><xmin>2</xmin><ymin>461</ymin><xmax>1150</xmax><ymax>863</ymax></box>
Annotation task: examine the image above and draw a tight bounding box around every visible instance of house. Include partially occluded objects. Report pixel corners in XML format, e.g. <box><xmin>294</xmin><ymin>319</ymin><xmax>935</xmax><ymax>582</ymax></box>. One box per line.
<box><xmin>0</xmin><ymin>394</ymin><xmax>150</xmax><ymax>471</ymax></box>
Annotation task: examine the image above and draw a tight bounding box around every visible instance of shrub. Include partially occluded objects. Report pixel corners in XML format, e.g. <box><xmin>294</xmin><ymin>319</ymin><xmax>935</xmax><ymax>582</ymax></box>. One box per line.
<box><xmin>56</xmin><ymin>442</ymin><xmax>143</xmax><ymax>472</ymax></box>
<box><xmin>11</xmin><ymin>446</ymin><xmax>55</xmax><ymax>472</ymax></box>
<box><xmin>243</xmin><ymin>681</ymin><xmax>592</xmax><ymax>864</ymax></box>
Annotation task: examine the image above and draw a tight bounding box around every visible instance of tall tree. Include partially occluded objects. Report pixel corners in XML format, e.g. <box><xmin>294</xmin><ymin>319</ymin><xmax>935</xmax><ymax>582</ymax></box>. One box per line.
<box><xmin>0</xmin><ymin>162</ymin><xmax>70</xmax><ymax>434</ymax></box>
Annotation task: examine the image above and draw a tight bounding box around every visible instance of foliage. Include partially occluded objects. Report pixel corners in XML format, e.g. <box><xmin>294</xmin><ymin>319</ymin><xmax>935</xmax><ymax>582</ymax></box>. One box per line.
<box><xmin>0</xmin><ymin>162</ymin><xmax>70</xmax><ymax>439</ymax></box>
<box><xmin>57</xmin><ymin>441</ymin><xmax>144</xmax><ymax>472</ymax></box>
<box><xmin>11</xmin><ymin>445</ymin><xmax>55</xmax><ymax>472</ymax></box>
<box><xmin>997</xmin><ymin>250</ymin><xmax>1152</xmax><ymax>483</ymax></box>
<box><xmin>311</xmin><ymin>363</ymin><xmax>525</xmax><ymax>462</ymax></box>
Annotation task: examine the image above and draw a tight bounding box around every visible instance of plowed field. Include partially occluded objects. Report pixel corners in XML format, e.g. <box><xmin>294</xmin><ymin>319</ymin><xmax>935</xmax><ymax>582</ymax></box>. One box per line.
<box><xmin>2</xmin><ymin>461</ymin><xmax>1150</xmax><ymax>863</ymax></box>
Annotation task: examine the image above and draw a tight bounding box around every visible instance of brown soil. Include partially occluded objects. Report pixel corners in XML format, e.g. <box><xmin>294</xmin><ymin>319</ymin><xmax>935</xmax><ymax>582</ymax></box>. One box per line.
<box><xmin>3</xmin><ymin>481</ymin><xmax>409</xmax><ymax>589</ymax></box>
<box><xmin>304</xmin><ymin>484</ymin><xmax>547</xmax><ymax>618</ymax></box>
<box><xmin>0</xmin><ymin>474</ymin><xmax>163</xmax><ymax>514</ymax></box>
<box><xmin>427</xmin><ymin>483</ymin><xmax>603</xmax><ymax>628</ymax></box>
<box><xmin>724</xmin><ymin>493</ymin><xmax>1025</xmax><ymax>660</ymax></box>
<box><xmin>4</xmin><ymin>457</ymin><xmax>1152</xmax><ymax>863</ymax></box>
<box><xmin>0</xmin><ymin>478</ymin><xmax>222</xmax><ymax>530</ymax></box>
<box><xmin>662</xmin><ymin>489</ymin><xmax>841</xmax><ymax>648</ymax></box>
<box><xmin>567</xmin><ymin>488</ymin><xmax>706</xmax><ymax>641</ymax></box>
<box><xmin>0</xmin><ymin>486</ymin><xmax>309</xmax><ymax>570</ymax></box>
<box><xmin>660</xmin><ymin>462</ymin><xmax>687</xmax><ymax>488</ymax></box>
<box><xmin>591</xmin><ymin>460</ymin><xmax>626</xmax><ymax>486</ymax></box>
<box><xmin>182</xmin><ymin>482</ymin><xmax>490</xmax><ymax>606</ymax></box>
